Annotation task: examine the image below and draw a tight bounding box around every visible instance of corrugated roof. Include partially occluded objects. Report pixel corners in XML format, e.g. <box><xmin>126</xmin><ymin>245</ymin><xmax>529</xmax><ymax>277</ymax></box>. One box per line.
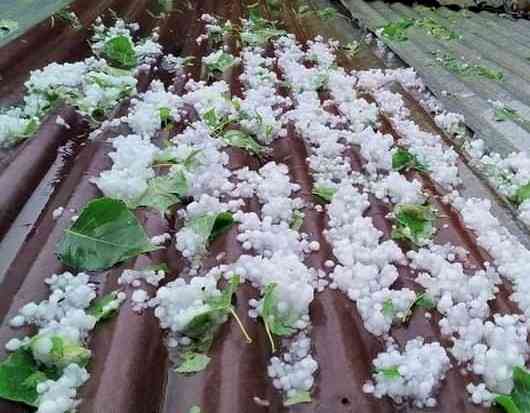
<box><xmin>1</xmin><ymin>1</ymin><xmax>530</xmax><ymax>412</ymax></box>
<box><xmin>339</xmin><ymin>0</ymin><xmax>530</xmax><ymax>157</ymax></box>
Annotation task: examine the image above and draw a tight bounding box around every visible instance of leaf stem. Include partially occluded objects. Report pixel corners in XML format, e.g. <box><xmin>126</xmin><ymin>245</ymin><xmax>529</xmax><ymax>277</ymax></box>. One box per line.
<box><xmin>264</xmin><ymin>320</ymin><xmax>276</xmax><ymax>353</ymax></box>
<box><xmin>229</xmin><ymin>308</ymin><xmax>253</xmax><ymax>344</ymax></box>
<box><xmin>152</xmin><ymin>163</ymin><xmax>176</xmax><ymax>168</ymax></box>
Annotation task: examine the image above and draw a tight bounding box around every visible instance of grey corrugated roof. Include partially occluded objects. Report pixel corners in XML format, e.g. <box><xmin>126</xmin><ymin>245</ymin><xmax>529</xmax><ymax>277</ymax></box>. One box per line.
<box><xmin>0</xmin><ymin>0</ymin><xmax>75</xmax><ymax>47</ymax></box>
<box><xmin>339</xmin><ymin>0</ymin><xmax>530</xmax><ymax>156</ymax></box>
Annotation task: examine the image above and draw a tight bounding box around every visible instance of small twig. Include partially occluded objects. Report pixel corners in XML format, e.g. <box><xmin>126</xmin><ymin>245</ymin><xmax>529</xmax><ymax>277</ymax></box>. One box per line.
<box><xmin>264</xmin><ymin>320</ymin><xmax>276</xmax><ymax>352</ymax></box>
<box><xmin>230</xmin><ymin>308</ymin><xmax>253</xmax><ymax>344</ymax></box>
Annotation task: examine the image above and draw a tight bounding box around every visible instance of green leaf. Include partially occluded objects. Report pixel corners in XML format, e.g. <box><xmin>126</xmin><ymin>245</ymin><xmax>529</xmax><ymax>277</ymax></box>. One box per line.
<box><xmin>415</xmin><ymin>17</ymin><xmax>458</xmax><ymax>41</ymax></box>
<box><xmin>53</xmin><ymin>9</ymin><xmax>82</xmax><ymax>30</ymax></box>
<box><xmin>495</xmin><ymin>106</ymin><xmax>519</xmax><ymax>122</ymax></box>
<box><xmin>241</xmin><ymin>27</ymin><xmax>286</xmax><ymax>46</ymax></box>
<box><xmin>512</xmin><ymin>182</ymin><xmax>530</xmax><ymax>206</ymax></box>
<box><xmin>284</xmin><ymin>390</ymin><xmax>312</xmax><ymax>406</ymax></box>
<box><xmin>128</xmin><ymin>173</ymin><xmax>188</xmax><ymax>215</ymax></box>
<box><xmin>415</xmin><ymin>293</ymin><xmax>435</xmax><ymax>309</ymax></box>
<box><xmin>56</xmin><ymin>197</ymin><xmax>158</xmax><ymax>271</ymax></box>
<box><xmin>401</xmin><ymin>292</ymin><xmax>435</xmax><ymax>323</ymax></box>
<box><xmin>434</xmin><ymin>51</ymin><xmax>503</xmax><ymax>81</ymax></box>
<box><xmin>221</xmin><ymin>130</ymin><xmax>266</xmax><ymax>156</ymax></box>
<box><xmin>312</xmin><ymin>185</ymin><xmax>336</xmax><ymax>203</ymax></box>
<box><xmin>88</xmin><ymin>291</ymin><xmax>122</xmax><ymax>322</ymax></box>
<box><xmin>376</xmin><ymin>366</ymin><xmax>401</xmax><ymax>380</ymax></box>
<box><xmin>209</xmin><ymin>212</ymin><xmax>234</xmax><ymax>242</ymax></box>
<box><xmin>29</xmin><ymin>335</ymin><xmax>90</xmax><ymax>370</ymax></box>
<box><xmin>382</xmin><ymin>299</ymin><xmax>395</xmax><ymax>318</ymax></box>
<box><xmin>160</xmin><ymin>107</ymin><xmax>172</xmax><ymax>128</ymax></box>
<box><xmin>379</xmin><ymin>19</ymin><xmax>414</xmax><ymax>41</ymax></box>
<box><xmin>207</xmin><ymin>275</ymin><xmax>240</xmax><ymax>311</ymax></box>
<box><xmin>261</xmin><ymin>283</ymin><xmax>296</xmax><ymax>337</ymax></box>
<box><xmin>0</xmin><ymin>349</ymin><xmax>46</xmax><ymax>407</ymax></box>
<box><xmin>496</xmin><ymin>395</ymin><xmax>521</xmax><ymax>413</ymax></box>
<box><xmin>290</xmin><ymin>210</ymin><xmax>304</xmax><ymax>231</ymax></box>
<box><xmin>175</xmin><ymin>352</ymin><xmax>211</xmax><ymax>374</ymax></box>
<box><xmin>189</xmin><ymin>212</ymin><xmax>234</xmax><ymax>244</ymax></box>
<box><xmin>154</xmin><ymin>149</ymin><xmax>202</xmax><ymax>171</ymax></box>
<box><xmin>206</xmin><ymin>52</ymin><xmax>236</xmax><ymax>74</ymax></box>
<box><xmin>392</xmin><ymin>148</ymin><xmax>427</xmax><ymax>173</ymax></box>
<box><xmin>183</xmin><ymin>276</ymin><xmax>240</xmax><ymax>346</ymax></box>
<box><xmin>202</xmin><ymin>108</ymin><xmax>218</xmax><ymax>130</ymax></box>
<box><xmin>318</xmin><ymin>7</ymin><xmax>338</xmax><ymax>21</ymax></box>
<box><xmin>102</xmin><ymin>35</ymin><xmax>137</xmax><ymax>69</ymax></box>
<box><xmin>21</xmin><ymin>118</ymin><xmax>40</xmax><ymax>138</ymax></box>
<box><xmin>341</xmin><ymin>41</ymin><xmax>360</xmax><ymax>58</ymax></box>
<box><xmin>391</xmin><ymin>204</ymin><xmax>436</xmax><ymax>246</ymax></box>
<box><xmin>495</xmin><ymin>366</ymin><xmax>530</xmax><ymax>413</ymax></box>
<box><xmin>202</xmin><ymin>108</ymin><xmax>231</xmax><ymax>136</ymax></box>
<box><xmin>189</xmin><ymin>407</ymin><xmax>202</xmax><ymax>413</ymax></box>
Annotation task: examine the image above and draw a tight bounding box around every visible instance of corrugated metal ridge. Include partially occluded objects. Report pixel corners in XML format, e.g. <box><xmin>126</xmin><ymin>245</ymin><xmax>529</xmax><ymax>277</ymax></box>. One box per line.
<box><xmin>340</xmin><ymin>0</ymin><xmax>530</xmax><ymax>157</ymax></box>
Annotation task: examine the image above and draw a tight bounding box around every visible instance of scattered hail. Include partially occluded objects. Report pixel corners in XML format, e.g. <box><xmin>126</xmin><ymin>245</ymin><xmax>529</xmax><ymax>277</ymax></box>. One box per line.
<box><xmin>6</xmin><ymin>5</ymin><xmax>530</xmax><ymax>412</ymax></box>
<box><xmin>0</xmin><ymin>18</ymin><xmax>162</xmax><ymax>147</ymax></box>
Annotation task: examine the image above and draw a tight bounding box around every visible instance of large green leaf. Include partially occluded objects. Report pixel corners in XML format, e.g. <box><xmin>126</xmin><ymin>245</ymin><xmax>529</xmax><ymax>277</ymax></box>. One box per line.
<box><xmin>0</xmin><ymin>349</ymin><xmax>46</xmax><ymax>407</ymax></box>
<box><xmin>128</xmin><ymin>173</ymin><xmax>188</xmax><ymax>215</ymax></box>
<box><xmin>102</xmin><ymin>35</ymin><xmax>137</xmax><ymax>69</ymax></box>
<box><xmin>56</xmin><ymin>198</ymin><xmax>158</xmax><ymax>271</ymax></box>
<box><xmin>496</xmin><ymin>367</ymin><xmax>530</xmax><ymax>413</ymax></box>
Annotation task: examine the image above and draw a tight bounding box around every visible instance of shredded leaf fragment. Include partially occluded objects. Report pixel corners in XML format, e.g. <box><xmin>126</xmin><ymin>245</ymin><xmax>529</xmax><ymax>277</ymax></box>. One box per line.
<box><xmin>88</xmin><ymin>291</ymin><xmax>123</xmax><ymax>322</ymax></box>
<box><xmin>312</xmin><ymin>185</ymin><xmax>336</xmax><ymax>203</ymax></box>
<box><xmin>102</xmin><ymin>35</ymin><xmax>137</xmax><ymax>69</ymax></box>
<box><xmin>511</xmin><ymin>182</ymin><xmax>530</xmax><ymax>206</ymax></box>
<box><xmin>284</xmin><ymin>390</ymin><xmax>312</xmax><ymax>406</ymax></box>
<box><xmin>391</xmin><ymin>204</ymin><xmax>436</xmax><ymax>246</ymax></box>
<box><xmin>376</xmin><ymin>366</ymin><xmax>401</xmax><ymax>380</ymax></box>
<box><xmin>434</xmin><ymin>51</ymin><xmax>503</xmax><ymax>81</ymax></box>
<box><xmin>392</xmin><ymin>148</ymin><xmax>427</xmax><ymax>173</ymax></box>
<box><xmin>221</xmin><ymin>130</ymin><xmax>267</xmax><ymax>155</ymax></box>
<box><xmin>175</xmin><ymin>352</ymin><xmax>211</xmax><ymax>374</ymax></box>
<box><xmin>379</xmin><ymin>19</ymin><xmax>414</xmax><ymax>41</ymax></box>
